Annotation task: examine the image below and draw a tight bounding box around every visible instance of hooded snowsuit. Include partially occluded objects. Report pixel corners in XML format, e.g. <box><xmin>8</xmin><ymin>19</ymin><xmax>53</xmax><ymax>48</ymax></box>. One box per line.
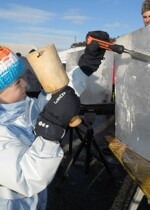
<box><xmin>0</xmin><ymin>67</ymin><xmax>88</xmax><ymax>210</ymax></box>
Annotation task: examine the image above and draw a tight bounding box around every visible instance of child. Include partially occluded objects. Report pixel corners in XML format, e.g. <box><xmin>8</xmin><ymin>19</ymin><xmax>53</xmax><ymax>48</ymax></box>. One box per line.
<box><xmin>0</xmin><ymin>46</ymin><xmax>80</xmax><ymax>210</ymax></box>
<box><xmin>0</xmin><ymin>30</ymin><xmax>109</xmax><ymax>210</ymax></box>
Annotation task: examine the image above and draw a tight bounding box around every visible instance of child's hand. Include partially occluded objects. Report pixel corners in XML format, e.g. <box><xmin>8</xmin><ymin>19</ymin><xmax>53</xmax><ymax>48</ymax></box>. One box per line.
<box><xmin>78</xmin><ymin>30</ymin><xmax>109</xmax><ymax>76</ymax></box>
<box><xmin>35</xmin><ymin>86</ymin><xmax>80</xmax><ymax>141</ymax></box>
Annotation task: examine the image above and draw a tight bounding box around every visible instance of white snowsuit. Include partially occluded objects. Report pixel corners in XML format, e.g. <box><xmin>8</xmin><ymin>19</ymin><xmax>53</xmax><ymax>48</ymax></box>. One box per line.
<box><xmin>0</xmin><ymin>68</ymin><xmax>88</xmax><ymax>210</ymax></box>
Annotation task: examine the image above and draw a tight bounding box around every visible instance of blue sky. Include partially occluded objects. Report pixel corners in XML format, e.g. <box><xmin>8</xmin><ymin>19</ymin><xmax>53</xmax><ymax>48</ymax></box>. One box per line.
<box><xmin>0</xmin><ymin>0</ymin><xmax>144</xmax><ymax>50</ymax></box>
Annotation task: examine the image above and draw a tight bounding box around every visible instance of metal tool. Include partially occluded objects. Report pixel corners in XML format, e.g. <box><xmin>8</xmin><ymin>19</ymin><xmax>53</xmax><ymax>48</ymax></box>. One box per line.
<box><xmin>87</xmin><ymin>36</ymin><xmax>150</xmax><ymax>63</ymax></box>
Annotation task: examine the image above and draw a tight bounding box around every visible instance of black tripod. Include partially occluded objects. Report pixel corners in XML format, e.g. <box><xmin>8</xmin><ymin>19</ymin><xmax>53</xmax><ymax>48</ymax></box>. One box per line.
<box><xmin>61</xmin><ymin>112</ymin><xmax>113</xmax><ymax>183</ymax></box>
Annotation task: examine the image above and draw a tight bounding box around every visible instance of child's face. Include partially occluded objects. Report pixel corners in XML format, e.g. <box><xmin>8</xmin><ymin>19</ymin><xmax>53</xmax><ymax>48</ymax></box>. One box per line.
<box><xmin>0</xmin><ymin>78</ymin><xmax>27</xmax><ymax>104</ymax></box>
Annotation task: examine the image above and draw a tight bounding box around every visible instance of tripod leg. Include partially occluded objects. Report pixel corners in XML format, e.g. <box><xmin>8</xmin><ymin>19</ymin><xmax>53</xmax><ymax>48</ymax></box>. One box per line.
<box><xmin>82</xmin><ymin>126</ymin><xmax>94</xmax><ymax>174</ymax></box>
<box><xmin>68</xmin><ymin>127</ymin><xmax>73</xmax><ymax>155</ymax></box>
<box><xmin>75</xmin><ymin>124</ymin><xmax>97</xmax><ymax>174</ymax></box>
<box><xmin>74</xmin><ymin>126</ymin><xmax>93</xmax><ymax>174</ymax></box>
<box><xmin>84</xmin><ymin>134</ymin><xmax>91</xmax><ymax>174</ymax></box>
<box><xmin>91</xmin><ymin>137</ymin><xmax>113</xmax><ymax>176</ymax></box>
<box><xmin>62</xmin><ymin>135</ymin><xmax>87</xmax><ymax>181</ymax></box>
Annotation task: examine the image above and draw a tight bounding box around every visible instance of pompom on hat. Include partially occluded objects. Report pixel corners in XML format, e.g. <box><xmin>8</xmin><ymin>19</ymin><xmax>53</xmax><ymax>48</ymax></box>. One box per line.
<box><xmin>141</xmin><ymin>0</ymin><xmax>150</xmax><ymax>14</ymax></box>
<box><xmin>0</xmin><ymin>47</ymin><xmax>24</xmax><ymax>92</ymax></box>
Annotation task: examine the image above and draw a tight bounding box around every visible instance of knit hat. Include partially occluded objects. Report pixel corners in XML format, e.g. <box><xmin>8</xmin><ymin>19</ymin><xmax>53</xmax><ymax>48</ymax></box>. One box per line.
<box><xmin>141</xmin><ymin>0</ymin><xmax>150</xmax><ymax>14</ymax></box>
<box><xmin>0</xmin><ymin>47</ymin><xmax>24</xmax><ymax>92</ymax></box>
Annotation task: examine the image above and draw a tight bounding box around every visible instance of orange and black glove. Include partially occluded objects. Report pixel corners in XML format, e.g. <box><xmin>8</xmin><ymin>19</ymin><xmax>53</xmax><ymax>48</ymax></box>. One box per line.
<box><xmin>78</xmin><ymin>30</ymin><xmax>109</xmax><ymax>76</ymax></box>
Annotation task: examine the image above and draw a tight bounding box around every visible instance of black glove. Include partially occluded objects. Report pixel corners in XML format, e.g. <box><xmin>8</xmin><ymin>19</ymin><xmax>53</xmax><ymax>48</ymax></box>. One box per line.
<box><xmin>35</xmin><ymin>86</ymin><xmax>80</xmax><ymax>141</ymax></box>
<box><xmin>78</xmin><ymin>30</ymin><xmax>109</xmax><ymax>76</ymax></box>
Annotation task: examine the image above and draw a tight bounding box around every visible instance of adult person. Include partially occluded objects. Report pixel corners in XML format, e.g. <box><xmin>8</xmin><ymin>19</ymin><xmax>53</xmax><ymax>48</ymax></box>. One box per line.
<box><xmin>141</xmin><ymin>0</ymin><xmax>150</xmax><ymax>26</ymax></box>
<box><xmin>0</xmin><ymin>30</ymin><xmax>109</xmax><ymax>210</ymax></box>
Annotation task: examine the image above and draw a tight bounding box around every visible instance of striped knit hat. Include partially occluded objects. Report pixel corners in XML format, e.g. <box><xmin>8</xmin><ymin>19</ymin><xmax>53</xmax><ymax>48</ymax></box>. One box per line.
<box><xmin>141</xmin><ymin>0</ymin><xmax>150</xmax><ymax>14</ymax></box>
<box><xmin>0</xmin><ymin>47</ymin><xmax>24</xmax><ymax>92</ymax></box>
